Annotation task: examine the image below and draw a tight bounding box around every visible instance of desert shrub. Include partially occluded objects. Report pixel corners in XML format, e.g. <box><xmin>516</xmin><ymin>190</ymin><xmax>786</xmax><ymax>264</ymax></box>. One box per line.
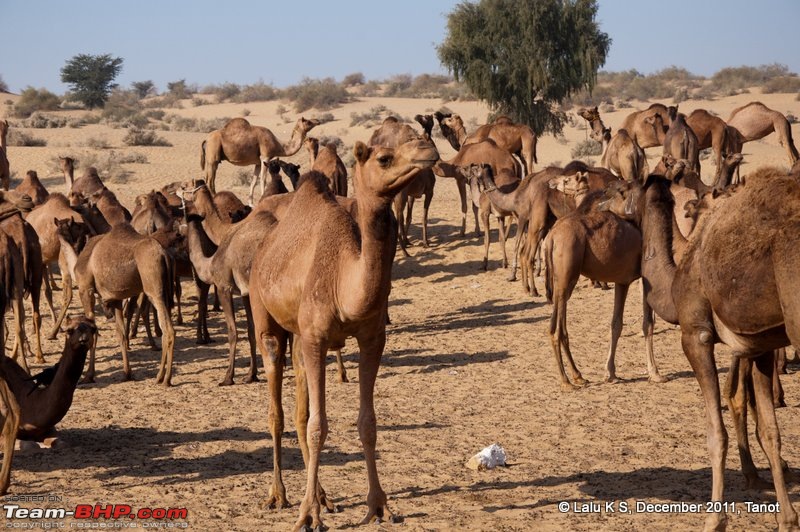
<box><xmin>23</xmin><ymin>112</ymin><xmax>68</xmax><ymax>128</ymax></box>
<box><xmin>673</xmin><ymin>87</ymin><xmax>689</xmax><ymax>103</ymax></box>
<box><xmin>571</xmin><ymin>139</ymin><xmax>602</xmax><ymax>158</ymax></box>
<box><xmin>163</xmin><ymin>114</ymin><xmax>229</xmax><ymax>133</ymax></box>
<box><xmin>8</xmin><ymin>131</ymin><xmax>47</xmax><ymax>146</ymax></box>
<box><xmin>233</xmin><ymin>169</ymin><xmax>251</xmax><ymax>187</ymax></box>
<box><xmin>202</xmin><ymin>82</ymin><xmax>241</xmax><ymax>101</ymax></box>
<box><xmin>356</xmin><ymin>80</ymin><xmax>382</xmax><ymax>97</ymax></box>
<box><xmin>275</xmin><ymin>104</ymin><xmax>288</xmax><ymax>116</ymax></box>
<box><xmin>314</xmin><ymin>112</ymin><xmax>335</xmax><ymax>124</ymax></box>
<box><xmin>84</xmin><ymin>136</ymin><xmax>111</xmax><ymax>149</ymax></box>
<box><xmin>122</xmin><ymin>128</ymin><xmax>172</xmax><ymax>147</ymax></box>
<box><xmin>342</xmin><ymin>72</ymin><xmax>365</xmax><ymax>87</ymax></box>
<box><xmin>167</xmin><ymin>79</ymin><xmax>194</xmax><ymax>99</ymax></box>
<box><xmin>142</xmin><ymin>93</ymin><xmax>183</xmax><ymax>109</ymax></box>
<box><xmin>615</xmin><ymin>100</ymin><xmax>632</xmax><ymax>109</ymax></box>
<box><xmin>383</xmin><ymin>74</ymin><xmax>413</xmax><ymax>96</ymax></box>
<box><xmin>13</xmin><ymin>87</ymin><xmax>62</xmax><ymax>117</ymax></box>
<box><xmin>143</xmin><ymin>109</ymin><xmax>166</xmax><ymax>121</ymax></box>
<box><xmin>284</xmin><ymin>78</ymin><xmax>349</xmax><ymax>113</ymax></box>
<box><xmin>762</xmin><ymin>76</ymin><xmax>800</xmax><ymax>94</ymax></box>
<box><xmin>102</xmin><ymin>89</ymin><xmax>143</xmax><ymax>123</ymax></box>
<box><xmin>116</xmin><ymin>152</ymin><xmax>148</xmax><ymax>164</ymax></box>
<box><xmin>131</xmin><ymin>80</ymin><xmax>156</xmax><ymax>99</ymax></box>
<box><xmin>240</xmin><ymin>108</ymin><xmax>251</xmax><ymax>117</ymax></box>
<box><xmin>599</xmin><ymin>102</ymin><xmax>615</xmax><ymax>113</ymax></box>
<box><xmin>0</xmin><ymin>75</ymin><xmax>8</xmax><ymax>93</ymax></box>
<box><xmin>191</xmin><ymin>97</ymin><xmax>211</xmax><ymax>107</ymax></box>
<box><xmin>232</xmin><ymin>82</ymin><xmax>278</xmax><ymax>103</ymax></box>
<box><xmin>349</xmin><ymin>105</ymin><xmax>394</xmax><ymax>127</ymax></box>
<box><xmin>710</xmin><ymin>64</ymin><xmax>792</xmax><ymax>94</ymax></box>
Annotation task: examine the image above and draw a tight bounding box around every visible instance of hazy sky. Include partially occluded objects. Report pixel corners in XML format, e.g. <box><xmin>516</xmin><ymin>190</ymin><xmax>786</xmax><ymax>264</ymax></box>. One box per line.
<box><xmin>3</xmin><ymin>0</ymin><xmax>798</xmax><ymax>94</ymax></box>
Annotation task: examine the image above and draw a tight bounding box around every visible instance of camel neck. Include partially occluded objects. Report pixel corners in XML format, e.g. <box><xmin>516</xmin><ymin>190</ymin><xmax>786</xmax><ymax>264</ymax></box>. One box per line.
<box><xmin>185</xmin><ymin>221</ymin><xmax>214</xmax><ymax>285</ymax></box>
<box><xmin>639</xmin><ymin>185</ymin><xmax>679</xmax><ymax>324</ymax></box>
<box><xmin>281</xmin><ymin>126</ymin><xmax>305</xmax><ymax>157</ymax></box>
<box><xmin>56</xmin><ymin>235</ymin><xmax>79</xmax><ymax>280</ymax></box>
<box><xmin>34</xmin><ymin>342</ymin><xmax>89</xmax><ymax>429</ymax></box>
<box><xmin>194</xmin><ymin>190</ymin><xmax>230</xmax><ymax>244</ymax></box>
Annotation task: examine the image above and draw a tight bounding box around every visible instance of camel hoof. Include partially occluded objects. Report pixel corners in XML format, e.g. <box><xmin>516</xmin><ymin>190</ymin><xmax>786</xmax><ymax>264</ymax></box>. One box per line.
<box><xmin>338</xmin><ymin>375</ymin><xmax>349</xmax><ymax>384</ymax></box>
<box><xmin>122</xmin><ymin>373</ymin><xmax>133</xmax><ymax>382</ymax></box>
<box><xmin>573</xmin><ymin>377</ymin><xmax>589</xmax><ymax>386</ymax></box>
<box><xmin>560</xmin><ymin>382</ymin><xmax>580</xmax><ymax>391</ymax></box>
<box><xmin>506</xmin><ymin>273</ymin><xmax>517</xmax><ymax>282</ymax></box>
<box><xmin>79</xmin><ymin>376</ymin><xmax>95</xmax><ymax>385</ymax></box>
<box><xmin>745</xmin><ymin>475</ymin><xmax>773</xmax><ymax>490</ymax></box>
<box><xmin>322</xmin><ymin>505</ymin><xmax>342</xmax><ymax>514</ymax></box>
<box><xmin>218</xmin><ymin>379</ymin><xmax>234</xmax><ymax>387</ymax></box>
<box><xmin>243</xmin><ymin>374</ymin><xmax>259</xmax><ymax>384</ymax></box>
<box><xmin>649</xmin><ymin>374</ymin><xmax>669</xmax><ymax>384</ymax></box>
<box><xmin>605</xmin><ymin>376</ymin><xmax>621</xmax><ymax>384</ymax></box>
<box><xmin>196</xmin><ymin>338</ymin><xmax>209</xmax><ymax>345</ymax></box>
<box><xmin>261</xmin><ymin>495</ymin><xmax>289</xmax><ymax>511</ymax></box>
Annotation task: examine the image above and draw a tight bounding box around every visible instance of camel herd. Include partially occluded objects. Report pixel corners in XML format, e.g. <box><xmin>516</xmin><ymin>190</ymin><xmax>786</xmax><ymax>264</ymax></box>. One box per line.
<box><xmin>0</xmin><ymin>96</ymin><xmax>798</xmax><ymax>530</ymax></box>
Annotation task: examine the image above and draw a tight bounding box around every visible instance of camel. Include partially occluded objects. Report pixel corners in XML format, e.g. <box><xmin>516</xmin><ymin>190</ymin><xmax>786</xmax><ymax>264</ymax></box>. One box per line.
<box><xmin>619</xmin><ymin>103</ymin><xmax>670</xmax><ymax>149</ymax></box>
<box><xmin>434</xmin><ymin>113</ymin><xmax>537</xmax><ymax>175</ymax></box>
<box><xmin>368</xmin><ymin>116</ymin><xmax>422</xmax><ymax>148</ymax></box>
<box><xmin>56</xmin><ymin>223</ymin><xmax>176</xmax><ymax>386</ymax></box>
<box><xmin>414</xmin><ymin>114</ymin><xmax>434</xmax><ymax>141</ymax></box>
<box><xmin>184</xmin><ymin>211</ymin><xmax>277</xmax><ymax>385</ymax></box>
<box><xmin>200</xmin><ymin>117</ymin><xmax>319</xmax><ymax>200</ymax></box>
<box><xmin>0</xmin><ymin>120</ymin><xmax>10</xmax><ymax>191</ymax></box>
<box><xmin>131</xmin><ymin>191</ymin><xmax>172</xmax><ymax>235</ymax></box>
<box><xmin>262</xmin><ymin>160</ymin><xmax>291</xmax><ymax>197</ymax></box>
<box><xmin>727</xmin><ymin>101</ymin><xmax>799</xmax><ymax>169</ymax></box>
<box><xmin>305</xmin><ymin>138</ymin><xmax>348</xmax><ymax>197</ymax></box>
<box><xmin>393</xmin><ymin>165</ymin><xmax>435</xmax><ymax>249</ymax></box>
<box><xmin>14</xmin><ymin>171</ymin><xmax>48</xmax><ymax>206</ymax></box>
<box><xmin>686</xmin><ymin>109</ymin><xmax>733</xmax><ymax>173</ymax></box>
<box><xmin>0</xmin><ymin>315</ymin><xmax>96</xmax><ymax>441</ymax></box>
<box><xmin>577</xmin><ymin>107</ymin><xmax>648</xmax><ymax>181</ymax></box>
<box><xmin>663</xmin><ymin>107</ymin><xmax>700</xmax><ymax>173</ymax></box>
<box><xmin>432</xmin><ymin>138</ymin><xmax>520</xmax><ymax>236</ymax></box>
<box><xmin>70</xmin><ymin>167</ymin><xmax>104</xmax><ymax>198</ymax></box>
<box><xmin>278</xmin><ymin>161</ymin><xmax>301</xmax><ymax>190</ymax></box>
<box><xmin>248</xmin><ymin>139</ymin><xmax>438</xmax><ymax>529</ymax></box>
<box><xmin>88</xmin><ymin>187</ymin><xmax>131</xmax><ymax>226</ymax></box>
<box><xmin>0</xmin><ymin>367</ymin><xmax>19</xmax><ymax>495</ymax></box>
<box><xmin>58</xmin><ymin>157</ymin><xmax>75</xmax><ymax>193</ymax></box>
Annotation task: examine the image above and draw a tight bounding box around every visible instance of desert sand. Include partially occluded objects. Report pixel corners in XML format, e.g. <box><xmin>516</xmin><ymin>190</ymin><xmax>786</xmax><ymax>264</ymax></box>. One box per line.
<box><xmin>1</xmin><ymin>89</ymin><xmax>799</xmax><ymax>531</ymax></box>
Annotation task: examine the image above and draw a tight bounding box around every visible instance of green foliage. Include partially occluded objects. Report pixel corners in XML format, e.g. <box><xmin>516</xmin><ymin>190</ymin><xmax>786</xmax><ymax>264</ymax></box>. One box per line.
<box><xmin>438</xmin><ymin>0</ymin><xmax>610</xmax><ymax>135</ymax></box>
<box><xmin>571</xmin><ymin>139</ymin><xmax>602</xmax><ymax>158</ymax></box>
<box><xmin>102</xmin><ymin>89</ymin><xmax>142</xmax><ymax>123</ymax></box>
<box><xmin>284</xmin><ymin>77</ymin><xmax>349</xmax><ymax>112</ymax></box>
<box><xmin>131</xmin><ymin>80</ymin><xmax>156</xmax><ymax>99</ymax></box>
<box><xmin>60</xmin><ymin>54</ymin><xmax>123</xmax><ymax>109</ymax></box>
<box><xmin>12</xmin><ymin>87</ymin><xmax>62</xmax><ymax>117</ymax></box>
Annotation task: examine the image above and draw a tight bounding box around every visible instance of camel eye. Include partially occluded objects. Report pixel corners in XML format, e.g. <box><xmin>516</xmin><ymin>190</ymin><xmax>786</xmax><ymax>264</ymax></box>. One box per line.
<box><xmin>377</xmin><ymin>155</ymin><xmax>393</xmax><ymax>167</ymax></box>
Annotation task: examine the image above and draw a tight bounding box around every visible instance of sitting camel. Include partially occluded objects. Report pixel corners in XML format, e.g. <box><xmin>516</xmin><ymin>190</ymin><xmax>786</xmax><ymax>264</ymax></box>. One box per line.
<box><xmin>0</xmin><ymin>367</ymin><xmax>19</xmax><ymax>495</ymax></box>
<box><xmin>248</xmin><ymin>139</ymin><xmax>438</xmax><ymax>529</ymax></box>
<box><xmin>0</xmin><ymin>315</ymin><xmax>96</xmax><ymax>441</ymax></box>
<box><xmin>56</xmin><ymin>223</ymin><xmax>176</xmax><ymax>386</ymax></box>
<box><xmin>14</xmin><ymin>171</ymin><xmax>48</xmax><ymax>205</ymax></box>
<box><xmin>727</xmin><ymin>101</ymin><xmax>799</xmax><ymax>169</ymax></box>
<box><xmin>434</xmin><ymin>112</ymin><xmax>537</xmax><ymax>175</ymax></box>
<box><xmin>200</xmin><ymin>117</ymin><xmax>319</xmax><ymax>200</ymax></box>
<box><xmin>577</xmin><ymin>107</ymin><xmax>648</xmax><ymax>181</ymax></box>
<box><xmin>70</xmin><ymin>167</ymin><xmax>104</xmax><ymax>198</ymax></box>
<box><xmin>618</xmin><ymin>103</ymin><xmax>670</xmax><ymax>149</ymax></box>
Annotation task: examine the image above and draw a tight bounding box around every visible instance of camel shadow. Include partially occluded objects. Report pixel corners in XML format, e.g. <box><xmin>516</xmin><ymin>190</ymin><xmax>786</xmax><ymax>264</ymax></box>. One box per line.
<box><xmin>390</xmin><ymin>299</ymin><xmax>544</xmax><ymax>337</ymax></box>
<box><xmin>380</xmin><ymin>348</ymin><xmax>510</xmax><ymax>374</ymax></box>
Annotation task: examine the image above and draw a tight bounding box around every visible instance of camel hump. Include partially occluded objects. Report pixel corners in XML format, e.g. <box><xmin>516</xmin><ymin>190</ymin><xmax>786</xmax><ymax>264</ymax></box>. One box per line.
<box><xmin>222</xmin><ymin>117</ymin><xmax>253</xmax><ymax>132</ymax></box>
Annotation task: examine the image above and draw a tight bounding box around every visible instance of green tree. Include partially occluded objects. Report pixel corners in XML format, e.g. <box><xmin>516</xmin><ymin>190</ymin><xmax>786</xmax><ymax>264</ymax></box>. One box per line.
<box><xmin>60</xmin><ymin>54</ymin><xmax>123</xmax><ymax>109</ymax></box>
<box><xmin>438</xmin><ymin>0</ymin><xmax>610</xmax><ymax>135</ymax></box>
<box><xmin>131</xmin><ymin>80</ymin><xmax>156</xmax><ymax>99</ymax></box>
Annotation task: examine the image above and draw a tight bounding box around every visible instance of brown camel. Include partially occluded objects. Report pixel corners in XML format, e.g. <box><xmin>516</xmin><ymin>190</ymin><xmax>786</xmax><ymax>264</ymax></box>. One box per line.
<box><xmin>184</xmin><ymin>211</ymin><xmax>277</xmax><ymax>385</ymax></box>
<box><xmin>278</xmin><ymin>160</ymin><xmax>301</xmax><ymax>190</ymax></box>
<box><xmin>0</xmin><ymin>120</ymin><xmax>10</xmax><ymax>191</ymax></box>
<box><xmin>543</xmin><ymin>179</ymin><xmax>667</xmax><ymax>389</ymax></box>
<box><xmin>663</xmin><ymin>107</ymin><xmax>700</xmax><ymax>173</ymax></box>
<box><xmin>686</xmin><ymin>109</ymin><xmax>732</xmax><ymax>173</ymax></box>
<box><xmin>434</xmin><ymin>112</ymin><xmax>537</xmax><ymax>175</ymax></box>
<box><xmin>0</xmin><ymin>315</ymin><xmax>96</xmax><ymax>441</ymax></box>
<box><xmin>393</xmin><ymin>165</ymin><xmax>436</xmax><ymax>249</ymax></box>
<box><xmin>368</xmin><ymin>116</ymin><xmax>422</xmax><ymax>148</ymax></box>
<box><xmin>56</xmin><ymin>223</ymin><xmax>176</xmax><ymax>386</ymax></box>
<box><xmin>248</xmin><ymin>139</ymin><xmax>438</xmax><ymax>529</ymax></box>
<box><xmin>727</xmin><ymin>101</ymin><xmax>799</xmax><ymax>168</ymax></box>
<box><xmin>14</xmin><ymin>171</ymin><xmax>48</xmax><ymax>206</ymax></box>
<box><xmin>312</xmin><ymin>141</ymin><xmax>348</xmax><ymax>197</ymax></box>
<box><xmin>0</xmin><ymin>202</ymin><xmax>30</xmax><ymax>372</ymax></box>
<box><xmin>58</xmin><ymin>157</ymin><xmax>75</xmax><ymax>193</ymax></box>
<box><xmin>414</xmin><ymin>114</ymin><xmax>435</xmax><ymax>141</ymax></box>
<box><xmin>88</xmin><ymin>187</ymin><xmax>132</xmax><ymax>226</ymax></box>
<box><xmin>262</xmin><ymin>159</ymin><xmax>291</xmax><ymax>197</ymax></box>
<box><xmin>200</xmin><ymin>117</ymin><xmax>319</xmax><ymax>200</ymax></box>
<box><xmin>577</xmin><ymin>107</ymin><xmax>648</xmax><ymax>181</ymax></box>
<box><xmin>131</xmin><ymin>191</ymin><xmax>173</xmax><ymax>235</ymax></box>
<box><xmin>70</xmin><ymin>167</ymin><xmax>104</xmax><ymax>198</ymax></box>
<box><xmin>432</xmin><ymin>138</ymin><xmax>519</xmax><ymax>236</ymax></box>
<box><xmin>0</xmin><ymin>367</ymin><xmax>19</xmax><ymax>495</ymax></box>
<box><xmin>619</xmin><ymin>103</ymin><xmax>670</xmax><ymax>149</ymax></box>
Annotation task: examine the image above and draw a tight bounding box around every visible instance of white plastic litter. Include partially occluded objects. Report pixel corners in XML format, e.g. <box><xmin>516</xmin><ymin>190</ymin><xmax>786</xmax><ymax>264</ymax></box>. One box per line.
<box><xmin>466</xmin><ymin>443</ymin><xmax>507</xmax><ymax>471</ymax></box>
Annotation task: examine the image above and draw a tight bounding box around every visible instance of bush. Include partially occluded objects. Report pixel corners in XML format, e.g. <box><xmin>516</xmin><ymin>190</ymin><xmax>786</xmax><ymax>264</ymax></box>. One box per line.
<box><xmin>191</xmin><ymin>97</ymin><xmax>211</xmax><ymax>107</ymax></box>
<box><xmin>342</xmin><ymin>72</ymin><xmax>365</xmax><ymax>87</ymax></box>
<box><xmin>762</xmin><ymin>76</ymin><xmax>800</xmax><ymax>94</ymax></box>
<box><xmin>131</xmin><ymin>80</ymin><xmax>156</xmax><ymax>99</ymax></box>
<box><xmin>143</xmin><ymin>109</ymin><xmax>166</xmax><ymax>121</ymax></box>
<box><xmin>673</xmin><ymin>87</ymin><xmax>689</xmax><ymax>103</ymax></box>
<box><xmin>284</xmin><ymin>77</ymin><xmax>349</xmax><ymax>112</ymax></box>
<box><xmin>570</xmin><ymin>139</ymin><xmax>602</xmax><ymax>158</ymax></box>
<box><xmin>167</xmin><ymin>79</ymin><xmax>193</xmax><ymax>99</ymax></box>
<box><xmin>233</xmin><ymin>169</ymin><xmax>252</xmax><ymax>187</ymax></box>
<box><xmin>0</xmin><ymin>75</ymin><xmax>8</xmax><ymax>93</ymax></box>
<box><xmin>116</xmin><ymin>152</ymin><xmax>149</xmax><ymax>164</ymax></box>
<box><xmin>314</xmin><ymin>112</ymin><xmax>335</xmax><ymax>124</ymax></box>
<box><xmin>240</xmin><ymin>108</ymin><xmax>251</xmax><ymax>117</ymax></box>
<box><xmin>8</xmin><ymin>131</ymin><xmax>47</xmax><ymax>146</ymax></box>
<box><xmin>122</xmin><ymin>128</ymin><xmax>172</xmax><ymax>147</ymax></box>
<box><xmin>350</xmin><ymin>105</ymin><xmax>394</xmax><ymax>127</ymax></box>
<box><xmin>163</xmin><ymin>114</ymin><xmax>230</xmax><ymax>133</ymax></box>
<box><xmin>102</xmin><ymin>89</ymin><xmax>143</xmax><ymax>123</ymax></box>
<box><xmin>142</xmin><ymin>93</ymin><xmax>183</xmax><ymax>109</ymax></box>
<box><xmin>202</xmin><ymin>82</ymin><xmax>241</xmax><ymax>101</ymax></box>
<box><xmin>710</xmin><ymin>64</ymin><xmax>791</xmax><ymax>94</ymax></box>
<box><xmin>84</xmin><ymin>136</ymin><xmax>111</xmax><ymax>149</ymax></box>
<box><xmin>13</xmin><ymin>87</ymin><xmax>62</xmax><ymax>117</ymax></box>
<box><xmin>22</xmin><ymin>112</ymin><xmax>68</xmax><ymax>128</ymax></box>
<box><xmin>232</xmin><ymin>82</ymin><xmax>278</xmax><ymax>103</ymax></box>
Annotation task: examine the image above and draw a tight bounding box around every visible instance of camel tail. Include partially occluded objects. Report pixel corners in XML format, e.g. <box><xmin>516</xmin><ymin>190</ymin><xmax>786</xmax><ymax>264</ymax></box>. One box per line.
<box><xmin>200</xmin><ymin>141</ymin><xmax>206</xmax><ymax>171</ymax></box>
<box><xmin>787</xmin><ymin>122</ymin><xmax>799</xmax><ymax>162</ymax></box>
<box><xmin>544</xmin><ymin>237</ymin><xmax>554</xmax><ymax>305</ymax></box>
<box><xmin>162</xmin><ymin>254</ymin><xmax>175</xmax><ymax>314</ymax></box>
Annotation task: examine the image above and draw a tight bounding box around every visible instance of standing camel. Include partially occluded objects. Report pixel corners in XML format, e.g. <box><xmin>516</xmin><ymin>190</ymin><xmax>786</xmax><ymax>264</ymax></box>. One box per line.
<box><xmin>618</xmin><ymin>103</ymin><xmax>670</xmax><ymax>149</ymax></box>
<box><xmin>727</xmin><ymin>101</ymin><xmax>799</xmax><ymax>168</ymax></box>
<box><xmin>200</xmin><ymin>117</ymin><xmax>319</xmax><ymax>200</ymax></box>
<box><xmin>577</xmin><ymin>107</ymin><xmax>648</xmax><ymax>181</ymax></box>
<box><xmin>685</xmin><ymin>109</ymin><xmax>734</xmax><ymax>174</ymax></box>
<box><xmin>663</xmin><ymin>107</ymin><xmax>700</xmax><ymax>173</ymax></box>
<box><xmin>248</xmin><ymin>139</ymin><xmax>438</xmax><ymax>530</ymax></box>
<box><xmin>0</xmin><ymin>366</ymin><xmax>19</xmax><ymax>495</ymax></box>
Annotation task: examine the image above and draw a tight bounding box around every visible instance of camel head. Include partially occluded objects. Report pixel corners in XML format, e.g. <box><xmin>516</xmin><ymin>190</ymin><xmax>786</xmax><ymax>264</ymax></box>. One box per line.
<box><xmin>684</xmin><ymin>188</ymin><xmax>728</xmax><ymax>223</ymax></box>
<box><xmin>297</xmin><ymin>117</ymin><xmax>321</xmax><ymax>135</ymax></box>
<box><xmin>414</xmin><ymin>114</ymin><xmax>434</xmax><ymax>140</ymax></box>
<box><xmin>599</xmin><ymin>179</ymin><xmax>644</xmax><ymax>222</ymax></box>
<box><xmin>62</xmin><ymin>315</ymin><xmax>97</xmax><ymax>350</ymax></box>
<box><xmin>58</xmin><ymin>156</ymin><xmax>75</xmax><ymax>172</ymax></box>
<box><xmin>230</xmin><ymin>207</ymin><xmax>252</xmax><ymax>223</ymax></box>
<box><xmin>577</xmin><ymin>106</ymin><xmax>600</xmax><ymax>123</ymax></box>
<box><xmin>267</xmin><ymin>159</ymin><xmax>282</xmax><ymax>177</ymax></box>
<box><xmin>54</xmin><ymin>218</ymin><xmax>92</xmax><ymax>253</ymax></box>
<box><xmin>304</xmin><ymin>136</ymin><xmax>320</xmax><ymax>159</ymax></box>
<box><xmin>433</xmin><ymin>111</ymin><xmax>451</xmax><ymax>125</ymax></box>
<box><xmin>278</xmin><ymin>160</ymin><xmax>301</xmax><ymax>190</ymax></box>
<box><xmin>667</xmin><ymin>105</ymin><xmax>679</xmax><ymax>124</ymax></box>
<box><xmin>0</xmin><ymin>189</ymin><xmax>34</xmax><ymax>211</ymax></box>
<box><xmin>353</xmin><ymin>139</ymin><xmax>439</xmax><ymax>199</ymax></box>
<box><xmin>550</xmin><ymin>172</ymin><xmax>590</xmax><ymax>201</ymax></box>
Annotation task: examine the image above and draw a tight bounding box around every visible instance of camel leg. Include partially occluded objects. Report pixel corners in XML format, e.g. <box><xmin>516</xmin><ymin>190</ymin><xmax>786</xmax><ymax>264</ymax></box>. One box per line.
<box><xmin>48</xmin><ymin>254</ymin><xmax>73</xmax><ymax>340</ymax></box>
<box><xmin>0</xmin><ymin>379</ymin><xmax>19</xmax><ymax>495</ymax></box>
<box><xmin>211</xmin><ymin>285</ymin><xmax>221</xmax><ymax>312</ymax></box>
<box><xmin>173</xmin><ymin>276</ymin><xmax>183</xmax><ymax>326</ymax></box>
<box><xmin>405</xmin><ymin>197</ymin><xmax>415</xmax><ymax>244</ymax></box>
<box><xmin>10</xmin><ymin>293</ymin><xmax>29</xmax><ymax>374</ymax></box>
<box><xmin>207</xmin><ymin>162</ymin><xmax>220</xmax><ymax>195</ymax></box>
<box><xmin>481</xmin><ymin>210</ymin><xmax>490</xmax><ymax>271</ymax></box>
<box><xmin>507</xmin><ymin>217</ymin><xmax>527</xmax><ymax>283</ymax></box>
<box><xmin>356</xmin><ymin>330</ymin><xmax>395</xmax><ymax>525</ymax></box>
<box><xmin>151</xmin><ymin>296</ymin><xmax>175</xmax><ymax>387</ymax></box>
<box><xmin>422</xmin><ymin>192</ymin><xmax>432</xmax><ymax>248</ymax></box>
<box><xmin>604</xmin><ymin>283</ymin><xmax>630</xmax><ymax>383</ymax></box>
<box><xmin>264</xmin><ymin>331</ymin><xmax>289</xmax><ymax>508</ymax></box>
<box><xmin>218</xmin><ymin>287</ymin><xmax>238</xmax><ymax>386</ymax></box>
<box><xmin>293</xmin><ymin>335</ymin><xmax>329</xmax><ymax>531</ymax></box>
<box><xmin>28</xmin><ymin>285</ymin><xmax>45</xmax><ymax>364</ymax></box>
<box><xmin>393</xmin><ymin>196</ymin><xmax>408</xmax><ymax>247</ymax></box>
<box><xmin>642</xmin><ymin>296</ymin><xmax>667</xmax><ymax>383</ymax></box>
<box><xmin>334</xmin><ymin>349</ymin><xmax>348</xmax><ymax>383</ymax></box>
<box><xmin>42</xmin><ymin>268</ymin><xmax>57</xmax><ymax>325</ymax></box>
<box><xmin>456</xmin><ymin>178</ymin><xmax>467</xmax><ymax>236</ymax></box>
<box><xmin>79</xmin><ymin>289</ymin><xmax>97</xmax><ymax>384</ymax></box>
<box><xmin>773</xmin><ymin>351</ymin><xmax>786</xmax><ymax>408</ymax></box>
<box><xmin>498</xmin><ymin>215</ymin><xmax>509</xmax><ymax>269</ymax></box>
<box><xmin>751</xmin><ymin>352</ymin><xmax>799</xmax><ymax>530</ymax></box>
<box><xmin>241</xmin><ymin>295</ymin><xmax>259</xmax><ymax>384</ymax></box>
<box><xmin>681</xmin><ymin>327</ymin><xmax>728</xmax><ymax>532</ymax></box>
<box><xmin>111</xmin><ymin>304</ymin><xmax>132</xmax><ymax>381</ymax></box>
<box><xmin>546</xmin><ymin>246</ymin><xmax>583</xmax><ymax>390</ymax></box>
<box><xmin>195</xmin><ymin>279</ymin><xmax>211</xmax><ymax>344</ymax></box>
<box><xmin>140</xmin><ymin>298</ymin><xmax>158</xmax><ymax>351</ymax></box>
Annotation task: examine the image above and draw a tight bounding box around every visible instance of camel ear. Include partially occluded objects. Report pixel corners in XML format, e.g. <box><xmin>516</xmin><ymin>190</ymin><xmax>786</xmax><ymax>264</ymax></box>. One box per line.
<box><xmin>353</xmin><ymin>142</ymin><xmax>370</xmax><ymax>165</ymax></box>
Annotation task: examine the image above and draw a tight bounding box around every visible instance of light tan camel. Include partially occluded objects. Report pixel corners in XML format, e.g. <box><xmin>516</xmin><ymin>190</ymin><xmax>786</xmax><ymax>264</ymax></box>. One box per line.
<box><xmin>0</xmin><ymin>120</ymin><xmax>10</xmax><ymax>191</ymax></box>
<box><xmin>14</xmin><ymin>171</ymin><xmax>48</xmax><ymax>206</ymax></box>
<box><xmin>619</xmin><ymin>103</ymin><xmax>670</xmax><ymax>149</ymax></box>
<box><xmin>88</xmin><ymin>187</ymin><xmax>131</xmax><ymax>226</ymax></box>
<box><xmin>394</xmin><ymin>165</ymin><xmax>435</xmax><ymax>249</ymax></box>
<box><xmin>58</xmin><ymin>157</ymin><xmax>75</xmax><ymax>193</ymax></box>
<box><xmin>432</xmin><ymin>139</ymin><xmax>519</xmax><ymax>236</ymax></box>
<box><xmin>368</xmin><ymin>116</ymin><xmax>421</xmax><ymax>147</ymax></box>
<box><xmin>727</xmin><ymin>101</ymin><xmax>799</xmax><ymax>168</ymax></box>
<box><xmin>0</xmin><ymin>367</ymin><xmax>19</xmax><ymax>495</ymax></box>
<box><xmin>184</xmin><ymin>211</ymin><xmax>277</xmax><ymax>385</ymax></box>
<box><xmin>57</xmin><ymin>223</ymin><xmax>176</xmax><ymax>386</ymax></box>
<box><xmin>577</xmin><ymin>107</ymin><xmax>648</xmax><ymax>181</ymax></box>
<box><xmin>200</xmin><ymin>117</ymin><xmax>319</xmax><ymax>199</ymax></box>
<box><xmin>544</xmin><ymin>176</ymin><xmax>671</xmax><ymax>389</ymax></box>
<box><xmin>0</xmin><ymin>315</ymin><xmax>96</xmax><ymax>441</ymax></box>
<box><xmin>248</xmin><ymin>139</ymin><xmax>438</xmax><ymax>530</ymax></box>
<box><xmin>663</xmin><ymin>107</ymin><xmax>700</xmax><ymax>173</ymax></box>
<box><xmin>434</xmin><ymin>112</ymin><xmax>537</xmax><ymax>175</ymax></box>
<box><xmin>305</xmin><ymin>137</ymin><xmax>348</xmax><ymax>197</ymax></box>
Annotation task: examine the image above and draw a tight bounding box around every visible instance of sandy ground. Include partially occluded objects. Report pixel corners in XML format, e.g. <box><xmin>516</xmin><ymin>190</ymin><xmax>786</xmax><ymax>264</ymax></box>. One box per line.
<box><xmin>0</xmin><ymin>90</ymin><xmax>799</xmax><ymax>531</ymax></box>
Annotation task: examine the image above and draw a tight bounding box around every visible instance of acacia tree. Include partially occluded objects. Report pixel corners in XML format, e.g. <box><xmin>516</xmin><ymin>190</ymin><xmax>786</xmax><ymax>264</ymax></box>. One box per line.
<box><xmin>438</xmin><ymin>0</ymin><xmax>610</xmax><ymax>135</ymax></box>
<box><xmin>60</xmin><ymin>54</ymin><xmax>123</xmax><ymax>109</ymax></box>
